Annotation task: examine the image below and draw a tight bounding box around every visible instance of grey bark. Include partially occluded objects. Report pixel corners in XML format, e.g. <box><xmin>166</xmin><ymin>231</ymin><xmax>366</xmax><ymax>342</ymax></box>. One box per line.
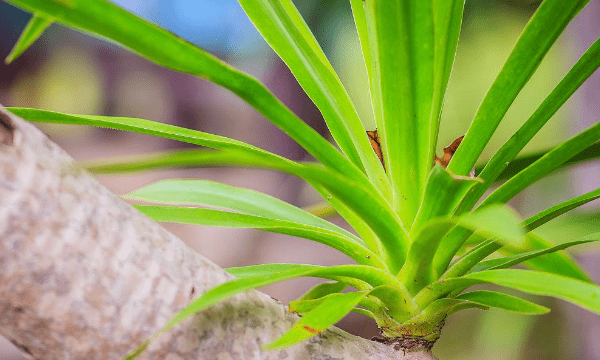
<box><xmin>0</xmin><ymin>106</ymin><xmax>438</xmax><ymax>360</ymax></box>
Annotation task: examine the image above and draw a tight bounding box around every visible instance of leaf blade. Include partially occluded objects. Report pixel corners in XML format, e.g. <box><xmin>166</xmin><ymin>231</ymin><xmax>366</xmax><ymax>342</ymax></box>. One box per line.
<box><xmin>447</xmin><ymin>0</ymin><xmax>590</xmax><ymax>176</ymax></box>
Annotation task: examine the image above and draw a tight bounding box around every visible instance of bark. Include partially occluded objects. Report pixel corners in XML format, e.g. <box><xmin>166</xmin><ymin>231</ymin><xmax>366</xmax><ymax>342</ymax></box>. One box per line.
<box><xmin>0</xmin><ymin>105</ymin><xmax>439</xmax><ymax>360</ymax></box>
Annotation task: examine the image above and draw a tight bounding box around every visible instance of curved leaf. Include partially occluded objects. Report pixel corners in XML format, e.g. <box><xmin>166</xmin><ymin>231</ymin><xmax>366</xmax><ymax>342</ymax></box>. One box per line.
<box><xmin>455</xmin><ymin>290</ymin><xmax>549</xmax><ymax>315</ymax></box>
<box><xmin>399</xmin><ymin>204</ymin><xmax>523</xmax><ymax>294</ymax></box>
<box><xmin>416</xmin><ymin>269</ymin><xmax>600</xmax><ymax>314</ymax></box>
<box><xmin>126</xmin><ymin>179</ymin><xmax>359</xmax><ymax>242</ymax></box>
<box><xmin>463</xmin><ymin>270</ymin><xmax>600</xmax><ymax>314</ymax></box>
<box><xmin>7</xmin><ymin>108</ymin><xmax>288</xmax><ymax>161</ymax></box>
<box><xmin>4</xmin><ymin>0</ymin><xmax>363</xmax><ymax>179</ymax></box>
<box><xmin>87</xmin><ymin>149</ymin><xmax>410</xmax><ymax>273</ymax></box>
<box><xmin>470</xmin><ymin>235</ymin><xmax>600</xmax><ymax>273</ymax></box>
<box><xmin>135</xmin><ymin>205</ymin><xmax>387</xmax><ymax>269</ymax></box>
<box><xmin>448</xmin><ymin>0</ymin><xmax>590</xmax><ymax>176</ymax></box>
<box><xmin>5</xmin><ymin>13</ymin><xmax>52</xmax><ymax>64</ymax></box>
<box><xmin>524</xmin><ymin>188</ymin><xmax>600</xmax><ymax>231</ymax></box>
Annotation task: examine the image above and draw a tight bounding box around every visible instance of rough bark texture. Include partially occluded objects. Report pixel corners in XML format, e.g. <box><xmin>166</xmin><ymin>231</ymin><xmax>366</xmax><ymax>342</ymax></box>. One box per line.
<box><xmin>0</xmin><ymin>106</ymin><xmax>439</xmax><ymax>360</ymax></box>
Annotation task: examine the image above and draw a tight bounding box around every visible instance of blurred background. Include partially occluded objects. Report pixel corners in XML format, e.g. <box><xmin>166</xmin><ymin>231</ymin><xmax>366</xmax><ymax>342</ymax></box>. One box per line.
<box><xmin>1</xmin><ymin>0</ymin><xmax>599</xmax><ymax>359</ymax></box>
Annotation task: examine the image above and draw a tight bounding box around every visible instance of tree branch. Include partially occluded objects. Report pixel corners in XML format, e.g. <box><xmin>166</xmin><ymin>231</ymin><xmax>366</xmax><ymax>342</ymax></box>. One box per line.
<box><xmin>0</xmin><ymin>106</ymin><xmax>438</xmax><ymax>360</ymax></box>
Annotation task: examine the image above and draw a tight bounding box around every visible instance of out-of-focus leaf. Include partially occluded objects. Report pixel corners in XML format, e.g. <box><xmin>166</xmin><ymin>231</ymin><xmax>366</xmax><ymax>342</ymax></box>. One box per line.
<box><xmin>5</xmin><ymin>13</ymin><xmax>52</xmax><ymax>64</ymax></box>
<box><xmin>448</xmin><ymin>0</ymin><xmax>590</xmax><ymax>176</ymax></box>
<box><xmin>523</xmin><ymin>188</ymin><xmax>600</xmax><ymax>231</ymax></box>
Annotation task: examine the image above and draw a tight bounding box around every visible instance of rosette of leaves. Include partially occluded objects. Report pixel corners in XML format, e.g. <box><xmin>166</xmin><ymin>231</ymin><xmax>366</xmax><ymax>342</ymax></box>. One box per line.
<box><xmin>4</xmin><ymin>0</ymin><xmax>600</xmax><ymax>357</ymax></box>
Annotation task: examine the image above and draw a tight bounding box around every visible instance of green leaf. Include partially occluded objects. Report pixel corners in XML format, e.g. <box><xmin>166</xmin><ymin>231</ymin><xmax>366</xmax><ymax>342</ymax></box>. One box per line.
<box><xmin>87</xmin><ymin>149</ymin><xmax>411</xmax><ymax>273</ymax></box>
<box><xmin>500</xmin><ymin>232</ymin><xmax>593</xmax><ymax>282</ymax></box>
<box><xmin>457</xmin><ymin>36</ymin><xmax>600</xmax><ymax>212</ymax></box>
<box><xmin>399</xmin><ymin>204</ymin><xmax>523</xmax><ymax>294</ymax></box>
<box><xmin>5</xmin><ymin>13</ymin><xmax>52</xmax><ymax>64</ymax></box>
<box><xmin>226</xmin><ymin>264</ymin><xmax>408</xmax><ymax>294</ymax></box>
<box><xmin>410</xmin><ymin>164</ymin><xmax>481</xmax><ymax>232</ymax></box>
<box><xmin>135</xmin><ymin>205</ymin><xmax>387</xmax><ymax>269</ymax></box>
<box><xmin>431</xmin><ymin>0</ymin><xmax>465</xmax><ymax>156</ymax></box>
<box><xmin>237</xmin><ymin>0</ymin><xmax>390</xmax><ymax>195</ymax></box>
<box><xmin>365</xmin><ymin>0</ymin><xmax>435</xmax><ymax>225</ymax></box>
<box><xmin>6</xmin><ymin>108</ymin><xmax>288</xmax><ymax>162</ymax></box>
<box><xmin>480</xmin><ymin>122</ymin><xmax>600</xmax><ymax>207</ymax></box>
<box><xmin>350</xmin><ymin>0</ymin><xmax>372</xmax><ymax>91</ymax></box>
<box><xmin>264</xmin><ymin>291</ymin><xmax>369</xmax><ymax>349</ymax></box>
<box><xmin>455</xmin><ymin>290</ymin><xmax>549</xmax><ymax>315</ymax></box>
<box><xmin>476</xmin><ymin>142</ymin><xmax>600</xmax><ymax>184</ymax></box>
<box><xmin>126</xmin><ymin>179</ymin><xmax>358</xmax><ymax>241</ymax></box>
<box><xmin>416</xmin><ymin>269</ymin><xmax>600</xmax><ymax>314</ymax></box>
<box><xmin>470</xmin><ymin>234</ymin><xmax>600</xmax><ymax>273</ymax></box>
<box><xmin>524</xmin><ymin>188</ymin><xmax>600</xmax><ymax>231</ymax></box>
<box><xmin>3</xmin><ymin>0</ymin><xmax>363</xmax><ymax>179</ymax></box>
<box><xmin>462</xmin><ymin>270</ymin><xmax>600</xmax><ymax>314</ymax></box>
<box><xmin>447</xmin><ymin>0</ymin><xmax>590</xmax><ymax>176</ymax></box>
<box><xmin>298</xmin><ymin>281</ymin><xmax>347</xmax><ymax>300</ymax></box>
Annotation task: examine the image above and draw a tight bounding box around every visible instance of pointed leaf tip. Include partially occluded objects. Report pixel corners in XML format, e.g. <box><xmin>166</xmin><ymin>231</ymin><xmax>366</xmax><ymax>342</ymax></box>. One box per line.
<box><xmin>6</xmin><ymin>14</ymin><xmax>53</xmax><ymax>64</ymax></box>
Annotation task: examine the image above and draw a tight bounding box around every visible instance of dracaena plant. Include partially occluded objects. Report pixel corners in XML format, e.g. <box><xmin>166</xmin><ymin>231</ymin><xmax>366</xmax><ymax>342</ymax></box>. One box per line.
<box><xmin>3</xmin><ymin>0</ymin><xmax>600</xmax><ymax>358</ymax></box>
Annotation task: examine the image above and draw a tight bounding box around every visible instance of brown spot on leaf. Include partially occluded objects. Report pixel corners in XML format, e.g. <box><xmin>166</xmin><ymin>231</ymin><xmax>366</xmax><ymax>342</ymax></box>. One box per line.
<box><xmin>302</xmin><ymin>325</ymin><xmax>320</xmax><ymax>334</ymax></box>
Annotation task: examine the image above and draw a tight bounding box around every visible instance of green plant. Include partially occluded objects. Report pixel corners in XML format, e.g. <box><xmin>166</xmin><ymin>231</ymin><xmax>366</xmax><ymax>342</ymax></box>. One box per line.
<box><xmin>3</xmin><ymin>0</ymin><xmax>600</xmax><ymax>357</ymax></box>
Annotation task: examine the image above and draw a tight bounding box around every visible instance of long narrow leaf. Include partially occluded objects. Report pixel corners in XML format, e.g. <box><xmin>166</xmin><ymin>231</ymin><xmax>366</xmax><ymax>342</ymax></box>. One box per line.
<box><xmin>416</xmin><ymin>269</ymin><xmax>600</xmax><ymax>313</ymax></box>
<box><xmin>350</xmin><ymin>0</ymin><xmax>373</xmax><ymax>90</ymax></box>
<box><xmin>135</xmin><ymin>205</ymin><xmax>387</xmax><ymax>269</ymax></box>
<box><xmin>524</xmin><ymin>188</ymin><xmax>600</xmax><ymax>231</ymax></box>
<box><xmin>264</xmin><ymin>291</ymin><xmax>369</xmax><ymax>349</ymax></box>
<box><xmin>455</xmin><ymin>290</ymin><xmax>549</xmax><ymax>315</ymax></box>
<box><xmin>470</xmin><ymin>234</ymin><xmax>600</xmax><ymax>273</ymax></box>
<box><xmin>5</xmin><ymin>13</ymin><xmax>52</xmax><ymax>64</ymax></box>
<box><xmin>365</xmin><ymin>0</ymin><xmax>435</xmax><ymax>225</ymax></box>
<box><xmin>6</xmin><ymin>108</ymin><xmax>289</xmax><ymax>162</ymax></box>
<box><xmin>475</xmin><ymin>142</ymin><xmax>600</xmax><ymax>184</ymax></box>
<box><xmin>237</xmin><ymin>0</ymin><xmax>390</xmax><ymax>195</ymax></box>
<box><xmin>4</xmin><ymin>0</ymin><xmax>364</xmax><ymax>180</ymax></box>
<box><xmin>126</xmin><ymin>179</ymin><xmax>359</xmax><ymax>242</ymax></box>
<box><xmin>87</xmin><ymin>149</ymin><xmax>410</xmax><ymax>272</ymax></box>
<box><xmin>500</xmin><ymin>232</ymin><xmax>593</xmax><ymax>282</ymax></box>
<box><xmin>480</xmin><ymin>122</ymin><xmax>600</xmax><ymax>207</ymax></box>
<box><xmin>447</xmin><ymin>0</ymin><xmax>590</xmax><ymax>176</ymax></box>
<box><xmin>457</xmin><ymin>37</ymin><xmax>600</xmax><ymax>212</ymax></box>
